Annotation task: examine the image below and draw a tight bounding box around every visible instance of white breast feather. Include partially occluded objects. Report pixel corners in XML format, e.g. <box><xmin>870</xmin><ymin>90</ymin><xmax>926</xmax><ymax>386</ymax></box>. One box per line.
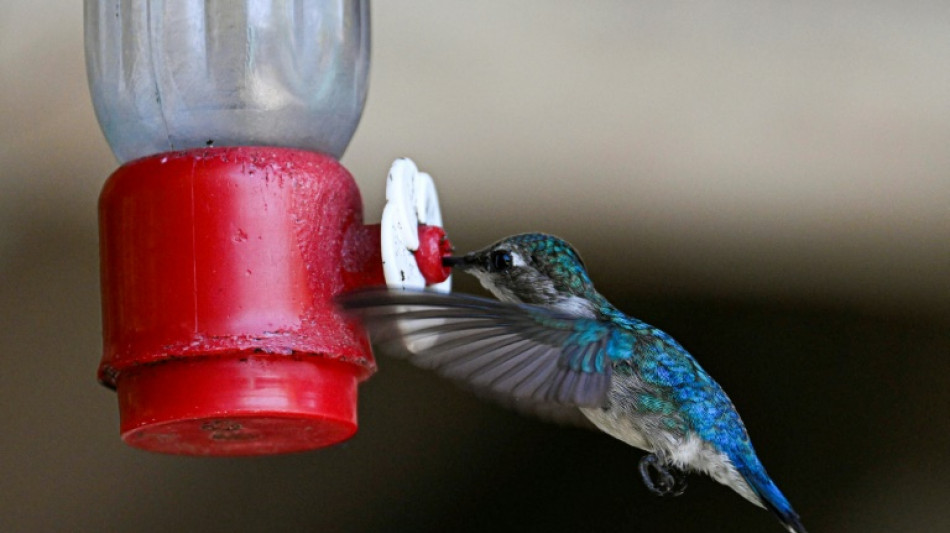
<box><xmin>580</xmin><ymin>394</ymin><xmax>762</xmax><ymax>507</ymax></box>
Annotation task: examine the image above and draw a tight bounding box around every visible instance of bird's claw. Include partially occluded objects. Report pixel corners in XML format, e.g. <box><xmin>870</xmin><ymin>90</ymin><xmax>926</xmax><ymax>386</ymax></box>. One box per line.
<box><xmin>639</xmin><ymin>453</ymin><xmax>688</xmax><ymax>497</ymax></box>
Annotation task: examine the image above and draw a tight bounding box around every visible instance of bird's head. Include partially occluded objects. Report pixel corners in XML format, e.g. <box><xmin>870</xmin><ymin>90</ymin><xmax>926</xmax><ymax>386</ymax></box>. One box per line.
<box><xmin>444</xmin><ymin>233</ymin><xmax>599</xmax><ymax>315</ymax></box>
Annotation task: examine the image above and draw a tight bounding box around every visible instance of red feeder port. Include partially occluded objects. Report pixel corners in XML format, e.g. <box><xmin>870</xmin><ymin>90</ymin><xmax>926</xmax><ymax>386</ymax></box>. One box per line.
<box><xmin>98</xmin><ymin>147</ymin><xmax>379</xmax><ymax>455</ymax></box>
<box><xmin>415</xmin><ymin>225</ymin><xmax>453</xmax><ymax>284</ymax></box>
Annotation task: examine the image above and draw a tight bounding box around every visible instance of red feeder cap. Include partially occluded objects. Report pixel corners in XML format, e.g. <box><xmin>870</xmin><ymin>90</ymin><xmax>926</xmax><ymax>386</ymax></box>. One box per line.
<box><xmin>98</xmin><ymin>147</ymin><xmax>377</xmax><ymax>455</ymax></box>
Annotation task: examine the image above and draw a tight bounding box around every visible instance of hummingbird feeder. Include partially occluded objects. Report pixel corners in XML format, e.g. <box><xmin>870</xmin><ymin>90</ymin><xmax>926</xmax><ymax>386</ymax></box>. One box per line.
<box><xmin>86</xmin><ymin>0</ymin><xmax>451</xmax><ymax>455</ymax></box>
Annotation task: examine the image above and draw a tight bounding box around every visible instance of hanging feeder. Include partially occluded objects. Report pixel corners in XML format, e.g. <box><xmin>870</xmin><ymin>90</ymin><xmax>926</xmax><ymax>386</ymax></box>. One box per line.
<box><xmin>86</xmin><ymin>0</ymin><xmax>450</xmax><ymax>455</ymax></box>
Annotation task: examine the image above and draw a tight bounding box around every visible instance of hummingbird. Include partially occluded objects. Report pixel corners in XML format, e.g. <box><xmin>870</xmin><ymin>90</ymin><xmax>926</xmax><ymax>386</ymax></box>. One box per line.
<box><xmin>340</xmin><ymin>233</ymin><xmax>806</xmax><ymax>533</ymax></box>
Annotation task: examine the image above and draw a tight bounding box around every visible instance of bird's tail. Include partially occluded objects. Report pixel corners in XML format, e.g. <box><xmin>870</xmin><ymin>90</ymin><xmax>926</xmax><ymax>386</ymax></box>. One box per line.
<box><xmin>758</xmin><ymin>480</ymin><xmax>807</xmax><ymax>533</ymax></box>
<box><xmin>737</xmin><ymin>457</ymin><xmax>807</xmax><ymax>533</ymax></box>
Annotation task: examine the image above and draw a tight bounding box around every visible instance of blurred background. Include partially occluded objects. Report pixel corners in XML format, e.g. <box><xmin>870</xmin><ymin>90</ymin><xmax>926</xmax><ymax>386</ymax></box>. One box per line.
<box><xmin>1</xmin><ymin>1</ymin><xmax>948</xmax><ymax>532</ymax></box>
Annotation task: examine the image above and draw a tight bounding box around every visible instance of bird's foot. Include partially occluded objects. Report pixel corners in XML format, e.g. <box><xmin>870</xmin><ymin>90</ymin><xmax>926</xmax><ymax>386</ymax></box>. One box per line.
<box><xmin>638</xmin><ymin>453</ymin><xmax>688</xmax><ymax>497</ymax></box>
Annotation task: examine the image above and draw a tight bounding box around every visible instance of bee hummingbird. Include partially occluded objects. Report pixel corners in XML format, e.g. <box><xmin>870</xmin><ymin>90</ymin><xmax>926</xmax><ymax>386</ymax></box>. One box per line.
<box><xmin>340</xmin><ymin>233</ymin><xmax>806</xmax><ymax>533</ymax></box>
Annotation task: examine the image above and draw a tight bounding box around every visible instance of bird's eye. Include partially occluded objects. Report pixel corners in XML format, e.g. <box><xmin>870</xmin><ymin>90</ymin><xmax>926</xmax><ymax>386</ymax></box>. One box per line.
<box><xmin>489</xmin><ymin>250</ymin><xmax>513</xmax><ymax>272</ymax></box>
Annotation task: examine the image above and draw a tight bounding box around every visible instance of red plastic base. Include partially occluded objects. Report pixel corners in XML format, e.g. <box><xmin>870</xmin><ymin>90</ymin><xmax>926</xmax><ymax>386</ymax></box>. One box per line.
<box><xmin>98</xmin><ymin>147</ymin><xmax>376</xmax><ymax>455</ymax></box>
<box><xmin>117</xmin><ymin>356</ymin><xmax>358</xmax><ymax>455</ymax></box>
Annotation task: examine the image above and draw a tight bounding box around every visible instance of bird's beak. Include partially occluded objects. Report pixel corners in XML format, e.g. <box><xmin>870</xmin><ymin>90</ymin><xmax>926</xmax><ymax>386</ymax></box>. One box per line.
<box><xmin>442</xmin><ymin>254</ymin><xmax>474</xmax><ymax>270</ymax></box>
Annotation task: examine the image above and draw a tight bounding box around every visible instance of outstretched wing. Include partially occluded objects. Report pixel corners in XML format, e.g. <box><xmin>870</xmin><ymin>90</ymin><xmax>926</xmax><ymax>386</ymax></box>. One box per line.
<box><xmin>338</xmin><ymin>289</ymin><xmax>617</xmax><ymax>416</ymax></box>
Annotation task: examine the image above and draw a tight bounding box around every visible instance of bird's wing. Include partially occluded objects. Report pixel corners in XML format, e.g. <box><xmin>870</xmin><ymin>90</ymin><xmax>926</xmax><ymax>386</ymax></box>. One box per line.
<box><xmin>338</xmin><ymin>289</ymin><xmax>617</xmax><ymax>417</ymax></box>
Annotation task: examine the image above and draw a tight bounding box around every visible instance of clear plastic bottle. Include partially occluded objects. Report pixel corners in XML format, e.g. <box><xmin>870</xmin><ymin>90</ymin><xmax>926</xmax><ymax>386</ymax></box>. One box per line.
<box><xmin>85</xmin><ymin>0</ymin><xmax>370</xmax><ymax>163</ymax></box>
